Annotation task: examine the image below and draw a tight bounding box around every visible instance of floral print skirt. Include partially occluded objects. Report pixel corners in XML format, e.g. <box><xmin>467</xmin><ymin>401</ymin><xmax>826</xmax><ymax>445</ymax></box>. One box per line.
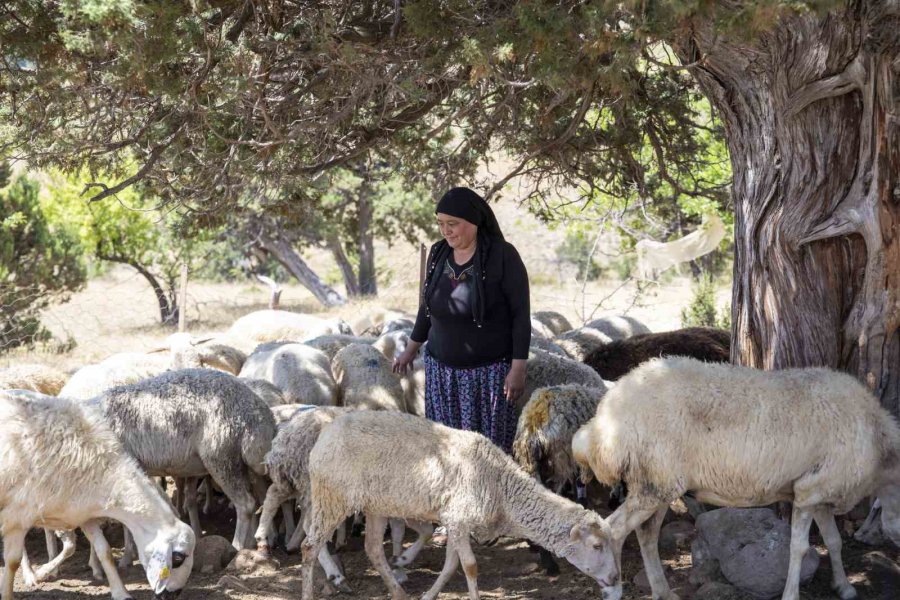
<box><xmin>423</xmin><ymin>352</ymin><xmax>516</xmax><ymax>454</ymax></box>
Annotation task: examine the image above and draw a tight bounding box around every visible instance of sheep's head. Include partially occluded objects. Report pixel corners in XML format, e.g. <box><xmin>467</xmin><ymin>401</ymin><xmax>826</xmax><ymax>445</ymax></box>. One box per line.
<box><xmin>139</xmin><ymin>520</ymin><xmax>196</xmax><ymax>598</ymax></box>
<box><xmin>562</xmin><ymin>515</ymin><xmax>619</xmax><ymax>597</ymax></box>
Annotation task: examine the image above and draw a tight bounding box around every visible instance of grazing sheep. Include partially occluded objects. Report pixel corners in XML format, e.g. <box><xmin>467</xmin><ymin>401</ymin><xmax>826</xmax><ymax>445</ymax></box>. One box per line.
<box><xmin>382</xmin><ymin>317</ymin><xmax>415</xmax><ymax>334</ymax></box>
<box><xmin>514</xmin><ymin>385</ymin><xmax>606</xmax><ymax>494</ymax></box>
<box><xmin>372</xmin><ymin>329</ymin><xmax>411</xmax><ymax>361</ymax></box>
<box><xmin>300</xmin><ymin>411</ymin><xmax>619</xmax><ymax>600</ymax></box>
<box><xmin>304</xmin><ymin>334</ymin><xmax>377</xmax><ymax>360</ymax></box>
<box><xmin>583</xmin><ymin>326</ymin><xmax>730</xmax><ymax>381</ymax></box>
<box><xmin>100</xmin><ymin>369</ymin><xmax>277</xmax><ymax>551</ymax></box>
<box><xmin>0</xmin><ymin>364</ymin><xmax>69</xmax><ymax>395</ymax></box>
<box><xmin>241</xmin><ymin>377</ymin><xmax>287</xmax><ymax>407</ymax></box>
<box><xmin>520</xmin><ymin>349</ymin><xmax>607</xmax><ymax>413</ymax></box>
<box><xmin>331</xmin><ymin>344</ymin><xmax>405</xmax><ymax>412</ymax></box>
<box><xmin>60</xmin><ymin>356</ymin><xmax>168</xmax><ymax>399</ymax></box>
<box><xmin>225</xmin><ymin>310</ymin><xmax>352</xmax><ymax>353</ymax></box>
<box><xmin>572</xmin><ymin>357</ymin><xmax>900</xmax><ymax>600</ymax></box>
<box><xmin>530</xmin><ymin>336</ymin><xmax>568</xmax><ymax>356</ymax></box>
<box><xmin>0</xmin><ymin>390</ymin><xmax>195</xmax><ymax>600</ymax></box>
<box><xmin>532</xmin><ymin>310</ymin><xmax>573</xmax><ymax>337</ymax></box>
<box><xmin>352</xmin><ymin>308</ymin><xmax>414</xmax><ymax>336</ymax></box>
<box><xmin>239</xmin><ymin>342</ymin><xmax>338</xmax><ymax>406</ymax></box>
<box><xmin>553</xmin><ymin>328</ymin><xmax>613</xmax><ymax>361</ymax></box>
<box><xmin>582</xmin><ymin>315</ymin><xmax>651</xmax><ymax>340</ymax></box>
<box><xmin>151</xmin><ymin>333</ymin><xmax>247</xmax><ymax>374</ymax></box>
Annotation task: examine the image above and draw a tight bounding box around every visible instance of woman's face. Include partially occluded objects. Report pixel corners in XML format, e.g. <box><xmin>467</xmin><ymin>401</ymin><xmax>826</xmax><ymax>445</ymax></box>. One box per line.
<box><xmin>436</xmin><ymin>212</ymin><xmax>478</xmax><ymax>249</ymax></box>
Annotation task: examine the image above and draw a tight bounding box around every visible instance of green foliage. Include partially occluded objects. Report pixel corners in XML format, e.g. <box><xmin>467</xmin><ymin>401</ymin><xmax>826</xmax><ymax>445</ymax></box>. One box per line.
<box><xmin>0</xmin><ymin>171</ymin><xmax>86</xmax><ymax>353</ymax></box>
<box><xmin>681</xmin><ymin>274</ymin><xmax>731</xmax><ymax>330</ymax></box>
<box><xmin>556</xmin><ymin>229</ymin><xmax>603</xmax><ymax>282</ymax></box>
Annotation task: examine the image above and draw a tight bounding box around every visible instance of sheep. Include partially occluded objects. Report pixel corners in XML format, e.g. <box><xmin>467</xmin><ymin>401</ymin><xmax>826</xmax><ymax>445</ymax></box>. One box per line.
<box><xmin>372</xmin><ymin>329</ymin><xmax>411</xmax><ymax>361</ymax></box>
<box><xmin>225</xmin><ymin>309</ymin><xmax>353</xmax><ymax>353</ymax></box>
<box><xmin>0</xmin><ymin>364</ymin><xmax>69</xmax><ymax>395</ymax></box>
<box><xmin>512</xmin><ymin>384</ymin><xmax>607</xmax><ymax>576</ymax></box>
<box><xmin>520</xmin><ymin>348</ymin><xmax>608</xmax><ymax>413</ymax></box>
<box><xmin>351</xmin><ymin>308</ymin><xmax>414</xmax><ymax>336</ymax></box>
<box><xmin>299</xmin><ymin>411</ymin><xmax>619</xmax><ymax>600</ymax></box>
<box><xmin>150</xmin><ymin>332</ymin><xmax>247</xmax><ymax>374</ymax></box>
<box><xmin>99</xmin><ymin>369</ymin><xmax>277</xmax><ymax>551</ymax></box>
<box><xmin>239</xmin><ymin>342</ymin><xmax>338</xmax><ymax>406</ymax></box>
<box><xmin>60</xmin><ymin>353</ymin><xmax>169</xmax><ymax>399</ymax></box>
<box><xmin>583</xmin><ymin>326</ymin><xmax>730</xmax><ymax>381</ymax></box>
<box><xmin>398</xmin><ymin>357</ymin><xmax>426</xmax><ymax>417</ymax></box>
<box><xmin>0</xmin><ymin>390</ymin><xmax>195</xmax><ymax>600</ymax></box>
<box><xmin>532</xmin><ymin>310</ymin><xmax>573</xmax><ymax>337</ymax></box>
<box><xmin>241</xmin><ymin>377</ymin><xmax>287</xmax><ymax>407</ymax></box>
<box><xmin>304</xmin><ymin>334</ymin><xmax>377</xmax><ymax>360</ymax></box>
<box><xmin>331</xmin><ymin>343</ymin><xmax>406</xmax><ymax>412</ymax></box>
<box><xmin>552</xmin><ymin>327</ymin><xmax>613</xmax><ymax>361</ymax></box>
<box><xmin>572</xmin><ymin>357</ymin><xmax>900</xmax><ymax>600</ymax></box>
<box><xmin>582</xmin><ymin>315</ymin><xmax>651</xmax><ymax>340</ymax></box>
<box><xmin>530</xmin><ymin>336</ymin><xmax>568</xmax><ymax>356</ymax></box>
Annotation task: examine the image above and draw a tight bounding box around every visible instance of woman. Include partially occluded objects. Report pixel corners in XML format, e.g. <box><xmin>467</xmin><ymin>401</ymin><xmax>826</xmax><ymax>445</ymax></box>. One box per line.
<box><xmin>392</xmin><ymin>186</ymin><xmax>530</xmax><ymax>455</ymax></box>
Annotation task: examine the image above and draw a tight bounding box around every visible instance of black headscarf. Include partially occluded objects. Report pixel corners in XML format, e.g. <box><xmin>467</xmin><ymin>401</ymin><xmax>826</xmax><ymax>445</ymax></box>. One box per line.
<box><xmin>422</xmin><ymin>187</ymin><xmax>503</xmax><ymax>328</ymax></box>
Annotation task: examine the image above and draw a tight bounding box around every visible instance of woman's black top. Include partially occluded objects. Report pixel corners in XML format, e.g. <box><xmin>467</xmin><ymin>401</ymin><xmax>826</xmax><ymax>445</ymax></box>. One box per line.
<box><xmin>410</xmin><ymin>239</ymin><xmax>530</xmax><ymax>368</ymax></box>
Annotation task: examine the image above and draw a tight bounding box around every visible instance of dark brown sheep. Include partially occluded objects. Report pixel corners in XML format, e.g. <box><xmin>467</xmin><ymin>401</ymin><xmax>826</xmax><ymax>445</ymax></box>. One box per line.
<box><xmin>583</xmin><ymin>326</ymin><xmax>730</xmax><ymax>381</ymax></box>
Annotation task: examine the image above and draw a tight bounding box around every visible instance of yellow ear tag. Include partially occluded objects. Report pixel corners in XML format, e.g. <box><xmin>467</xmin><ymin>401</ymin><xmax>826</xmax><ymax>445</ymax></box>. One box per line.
<box><xmin>160</xmin><ymin>566</ymin><xmax>171</xmax><ymax>580</ymax></box>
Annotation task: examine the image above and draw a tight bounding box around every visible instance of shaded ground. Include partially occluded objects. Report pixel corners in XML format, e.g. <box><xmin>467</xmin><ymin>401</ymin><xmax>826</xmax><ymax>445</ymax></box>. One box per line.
<box><xmin>10</xmin><ymin>507</ymin><xmax>900</xmax><ymax>600</ymax></box>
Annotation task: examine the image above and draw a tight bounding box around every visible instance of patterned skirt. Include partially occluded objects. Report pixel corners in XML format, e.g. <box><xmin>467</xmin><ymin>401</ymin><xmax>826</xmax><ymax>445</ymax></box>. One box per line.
<box><xmin>423</xmin><ymin>352</ymin><xmax>517</xmax><ymax>454</ymax></box>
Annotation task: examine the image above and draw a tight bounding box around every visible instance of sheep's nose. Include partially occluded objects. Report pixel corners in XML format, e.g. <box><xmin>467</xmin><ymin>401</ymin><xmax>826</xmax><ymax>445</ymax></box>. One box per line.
<box><xmin>155</xmin><ymin>590</ymin><xmax>182</xmax><ymax>600</ymax></box>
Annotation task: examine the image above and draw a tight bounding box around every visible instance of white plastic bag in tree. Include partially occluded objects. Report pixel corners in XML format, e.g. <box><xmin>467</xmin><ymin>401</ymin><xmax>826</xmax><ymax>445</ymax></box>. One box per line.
<box><xmin>635</xmin><ymin>214</ymin><xmax>726</xmax><ymax>279</ymax></box>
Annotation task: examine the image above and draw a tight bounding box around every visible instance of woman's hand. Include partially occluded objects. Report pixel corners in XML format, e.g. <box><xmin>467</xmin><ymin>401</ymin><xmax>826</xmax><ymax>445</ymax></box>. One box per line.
<box><xmin>504</xmin><ymin>359</ymin><xmax>527</xmax><ymax>403</ymax></box>
<box><xmin>392</xmin><ymin>346</ymin><xmax>418</xmax><ymax>375</ymax></box>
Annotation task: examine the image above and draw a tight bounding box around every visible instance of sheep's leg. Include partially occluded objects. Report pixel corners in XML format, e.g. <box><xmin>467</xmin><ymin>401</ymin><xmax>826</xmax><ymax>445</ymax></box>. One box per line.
<box><xmin>635</xmin><ymin>506</ymin><xmax>678</xmax><ymax>600</ymax></box>
<box><xmin>206</xmin><ymin>463</ymin><xmax>258</xmax><ymax>550</ymax></box>
<box><xmin>781</xmin><ymin>506</ymin><xmax>814</xmax><ymax>600</ymax></box>
<box><xmin>281</xmin><ymin>501</ymin><xmax>297</xmax><ymax>545</ymax></box>
<box><xmin>812</xmin><ymin>508</ymin><xmax>857</xmax><ymax>600</ymax></box>
<box><xmin>88</xmin><ymin>542</ymin><xmax>104</xmax><ymax>580</ymax></box>
<box><xmin>286</xmin><ymin>517</ymin><xmax>308</xmax><ymax>551</ymax></box>
<box><xmin>605</xmin><ymin>495</ymin><xmax>663</xmax><ymax>600</ymax></box>
<box><xmin>118</xmin><ymin>527</ymin><xmax>137</xmax><ymax>569</ymax></box>
<box><xmin>173</xmin><ymin>477</ymin><xmax>185</xmax><ymax>517</ymax></box>
<box><xmin>2</xmin><ymin>528</ymin><xmax>25</xmax><ymax>600</ymax></box>
<box><xmin>390</xmin><ymin>518</ymin><xmax>406</xmax><ymax>559</ymax></box>
<box><xmin>301</xmin><ymin>510</ymin><xmax>349</xmax><ymax>600</ymax></box>
<box><xmin>364</xmin><ymin>514</ymin><xmax>408</xmax><ymax>600</ymax></box>
<box><xmin>853</xmin><ymin>498</ymin><xmax>883</xmax><ymax>545</ymax></box>
<box><xmin>183</xmin><ymin>477</ymin><xmax>202</xmax><ymax>537</ymax></box>
<box><xmin>200</xmin><ymin>476</ymin><xmax>214</xmax><ymax>514</ymax></box>
<box><xmin>82</xmin><ymin>521</ymin><xmax>133</xmax><ymax>600</ymax></box>
<box><xmin>20</xmin><ymin>548</ymin><xmax>37</xmax><ymax>587</ymax></box>
<box><xmin>453</xmin><ymin>530</ymin><xmax>480</xmax><ymax>600</ymax></box>
<box><xmin>29</xmin><ymin>530</ymin><xmax>76</xmax><ymax>583</ymax></box>
<box><xmin>682</xmin><ymin>495</ymin><xmax>706</xmax><ymax>519</ymax></box>
<box><xmin>421</xmin><ymin>533</ymin><xmax>461</xmax><ymax>600</ymax></box>
<box><xmin>44</xmin><ymin>528</ymin><xmax>59</xmax><ymax>562</ymax></box>
<box><xmin>255</xmin><ymin>484</ymin><xmax>292</xmax><ymax>554</ymax></box>
<box><xmin>392</xmin><ymin>520</ymin><xmax>434</xmax><ymax>568</ymax></box>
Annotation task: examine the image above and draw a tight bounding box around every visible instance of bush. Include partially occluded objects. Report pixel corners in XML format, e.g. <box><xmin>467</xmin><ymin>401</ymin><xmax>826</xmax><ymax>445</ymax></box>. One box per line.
<box><xmin>556</xmin><ymin>230</ymin><xmax>603</xmax><ymax>281</ymax></box>
<box><xmin>681</xmin><ymin>274</ymin><xmax>730</xmax><ymax>330</ymax></box>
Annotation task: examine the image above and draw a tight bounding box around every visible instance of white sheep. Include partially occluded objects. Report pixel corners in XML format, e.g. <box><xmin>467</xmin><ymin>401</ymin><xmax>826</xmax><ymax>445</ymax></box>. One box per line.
<box><xmin>0</xmin><ymin>390</ymin><xmax>195</xmax><ymax>600</ymax></box>
<box><xmin>572</xmin><ymin>357</ymin><xmax>900</xmax><ymax>600</ymax></box>
<box><xmin>60</xmin><ymin>353</ymin><xmax>169</xmax><ymax>399</ymax></box>
<box><xmin>331</xmin><ymin>343</ymin><xmax>406</xmax><ymax>412</ymax></box>
<box><xmin>239</xmin><ymin>342</ymin><xmax>338</xmax><ymax>406</ymax></box>
<box><xmin>225</xmin><ymin>309</ymin><xmax>353</xmax><ymax>353</ymax></box>
<box><xmin>300</xmin><ymin>411</ymin><xmax>620</xmax><ymax>600</ymax></box>
<box><xmin>304</xmin><ymin>334</ymin><xmax>377</xmax><ymax>360</ymax></box>
<box><xmin>0</xmin><ymin>364</ymin><xmax>69</xmax><ymax>395</ymax></box>
<box><xmin>532</xmin><ymin>310</ymin><xmax>573</xmax><ymax>337</ymax></box>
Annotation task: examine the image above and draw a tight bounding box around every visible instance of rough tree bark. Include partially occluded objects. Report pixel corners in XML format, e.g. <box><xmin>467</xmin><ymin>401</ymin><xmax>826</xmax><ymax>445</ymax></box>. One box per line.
<box><xmin>256</xmin><ymin>231</ymin><xmax>347</xmax><ymax>307</ymax></box>
<box><xmin>327</xmin><ymin>234</ymin><xmax>362</xmax><ymax>297</ymax></box>
<box><xmin>675</xmin><ymin>0</ymin><xmax>900</xmax><ymax>414</ymax></box>
<box><xmin>357</xmin><ymin>185</ymin><xmax>378</xmax><ymax>296</ymax></box>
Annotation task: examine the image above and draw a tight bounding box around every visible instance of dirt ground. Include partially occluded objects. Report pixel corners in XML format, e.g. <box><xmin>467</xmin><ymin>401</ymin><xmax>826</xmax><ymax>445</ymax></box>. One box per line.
<box><xmin>11</xmin><ymin>504</ymin><xmax>900</xmax><ymax>600</ymax></box>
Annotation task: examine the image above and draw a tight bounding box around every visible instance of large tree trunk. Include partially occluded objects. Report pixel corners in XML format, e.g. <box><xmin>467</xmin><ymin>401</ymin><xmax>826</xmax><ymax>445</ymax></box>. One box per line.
<box><xmin>328</xmin><ymin>234</ymin><xmax>361</xmax><ymax>297</ymax></box>
<box><xmin>256</xmin><ymin>232</ymin><xmax>347</xmax><ymax>307</ymax></box>
<box><xmin>675</xmin><ymin>1</ymin><xmax>900</xmax><ymax>413</ymax></box>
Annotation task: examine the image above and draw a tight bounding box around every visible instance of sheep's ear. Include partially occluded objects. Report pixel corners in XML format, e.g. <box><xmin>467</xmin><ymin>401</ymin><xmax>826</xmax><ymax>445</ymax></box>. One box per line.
<box><xmin>569</xmin><ymin>524</ymin><xmax>585</xmax><ymax>541</ymax></box>
<box><xmin>145</xmin><ymin>548</ymin><xmax>171</xmax><ymax>594</ymax></box>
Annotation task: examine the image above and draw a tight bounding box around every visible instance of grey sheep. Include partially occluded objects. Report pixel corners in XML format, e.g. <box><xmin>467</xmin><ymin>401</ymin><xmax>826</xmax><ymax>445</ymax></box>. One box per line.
<box><xmin>100</xmin><ymin>369</ymin><xmax>277</xmax><ymax>551</ymax></box>
<box><xmin>304</xmin><ymin>334</ymin><xmax>377</xmax><ymax>361</ymax></box>
<box><xmin>241</xmin><ymin>377</ymin><xmax>287</xmax><ymax>407</ymax></box>
<box><xmin>582</xmin><ymin>315</ymin><xmax>651</xmax><ymax>340</ymax></box>
<box><xmin>532</xmin><ymin>310</ymin><xmax>573</xmax><ymax>337</ymax></box>
<box><xmin>552</xmin><ymin>328</ymin><xmax>613</xmax><ymax>361</ymax></box>
<box><xmin>521</xmin><ymin>349</ymin><xmax>607</xmax><ymax>414</ymax></box>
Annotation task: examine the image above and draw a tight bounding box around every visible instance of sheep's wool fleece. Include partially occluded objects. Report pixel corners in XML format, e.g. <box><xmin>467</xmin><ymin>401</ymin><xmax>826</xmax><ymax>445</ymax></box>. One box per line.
<box><xmin>577</xmin><ymin>357</ymin><xmax>900</xmax><ymax>510</ymax></box>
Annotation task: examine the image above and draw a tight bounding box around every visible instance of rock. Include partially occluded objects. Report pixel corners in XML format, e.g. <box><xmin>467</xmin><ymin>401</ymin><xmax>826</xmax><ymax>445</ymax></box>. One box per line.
<box><xmin>659</xmin><ymin>520</ymin><xmax>696</xmax><ymax>552</ymax></box>
<box><xmin>194</xmin><ymin>535</ymin><xmax>237</xmax><ymax>574</ymax></box>
<box><xmin>692</xmin><ymin>508</ymin><xmax>819</xmax><ymax>599</ymax></box>
<box><xmin>694</xmin><ymin>581</ymin><xmax>747</xmax><ymax>600</ymax></box>
<box><xmin>861</xmin><ymin>551</ymin><xmax>900</xmax><ymax>589</ymax></box>
<box><xmin>633</xmin><ymin>566</ymin><xmax>672</xmax><ymax>590</ymax></box>
<box><xmin>226</xmin><ymin>548</ymin><xmax>280</xmax><ymax>577</ymax></box>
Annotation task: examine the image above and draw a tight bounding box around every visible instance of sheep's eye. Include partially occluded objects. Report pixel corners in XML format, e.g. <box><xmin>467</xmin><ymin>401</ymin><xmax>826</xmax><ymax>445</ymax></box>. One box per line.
<box><xmin>592</xmin><ymin>543</ymin><xmax>604</xmax><ymax>550</ymax></box>
<box><xmin>172</xmin><ymin>551</ymin><xmax>186</xmax><ymax>568</ymax></box>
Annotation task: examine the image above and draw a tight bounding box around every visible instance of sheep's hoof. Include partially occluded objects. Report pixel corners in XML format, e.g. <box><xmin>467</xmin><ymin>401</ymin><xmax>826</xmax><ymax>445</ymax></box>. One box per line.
<box><xmin>392</xmin><ymin>568</ymin><xmax>409</xmax><ymax>584</ymax></box>
<box><xmin>834</xmin><ymin>583</ymin><xmax>858</xmax><ymax>600</ymax></box>
<box><xmin>21</xmin><ymin>572</ymin><xmax>37</xmax><ymax>587</ymax></box>
<box><xmin>330</xmin><ymin>576</ymin><xmax>352</xmax><ymax>594</ymax></box>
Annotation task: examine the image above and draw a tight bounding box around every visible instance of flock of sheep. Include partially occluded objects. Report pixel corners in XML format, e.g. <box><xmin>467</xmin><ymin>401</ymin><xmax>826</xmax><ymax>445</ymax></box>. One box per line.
<box><xmin>1</xmin><ymin>306</ymin><xmax>899</xmax><ymax>600</ymax></box>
